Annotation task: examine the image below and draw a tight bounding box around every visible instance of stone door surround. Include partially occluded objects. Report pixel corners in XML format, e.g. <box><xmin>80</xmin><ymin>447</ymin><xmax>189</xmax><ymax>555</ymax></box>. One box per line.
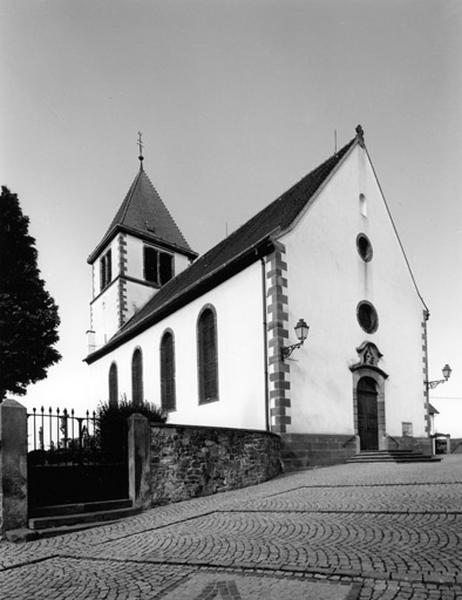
<box><xmin>350</xmin><ymin>342</ymin><xmax>388</xmax><ymax>451</ymax></box>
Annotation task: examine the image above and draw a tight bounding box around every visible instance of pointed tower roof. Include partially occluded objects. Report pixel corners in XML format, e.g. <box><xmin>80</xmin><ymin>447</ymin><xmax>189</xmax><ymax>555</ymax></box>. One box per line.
<box><xmin>88</xmin><ymin>168</ymin><xmax>197</xmax><ymax>263</ymax></box>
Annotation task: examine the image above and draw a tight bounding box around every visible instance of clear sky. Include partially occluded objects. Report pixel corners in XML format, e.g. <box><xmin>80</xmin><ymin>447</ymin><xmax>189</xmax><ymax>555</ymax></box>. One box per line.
<box><xmin>1</xmin><ymin>0</ymin><xmax>461</xmax><ymax>434</ymax></box>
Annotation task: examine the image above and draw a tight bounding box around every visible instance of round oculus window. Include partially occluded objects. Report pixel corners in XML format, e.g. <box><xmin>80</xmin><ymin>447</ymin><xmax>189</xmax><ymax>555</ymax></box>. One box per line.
<box><xmin>357</xmin><ymin>301</ymin><xmax>378</xmax><ymax>333</ymax></box>
<box><xmin>356</xmin><ymin>233</ymin><xmax>373</xmax><ymax>262</ymax></box>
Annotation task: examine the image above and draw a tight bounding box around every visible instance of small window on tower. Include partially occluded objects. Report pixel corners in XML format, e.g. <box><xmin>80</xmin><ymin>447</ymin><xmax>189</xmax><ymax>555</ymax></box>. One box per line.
<box><xmin>143</xmin><ymin>246</ymin><xmax>174</xmax><ymax>286</ymax></box>
<box><xmin>159</xmin><ymin>253</ymin><xmax>173</xmax><ymax>285</ymax></box>
<box><xmin>144</xmin><ymin>247</ymin><xmax>158</xmax><ymax>283</ymax></box>
<box><xmin>100</xmin><ymin>249</ymin><xmax>112</xmax><ymax>291</ymax></box>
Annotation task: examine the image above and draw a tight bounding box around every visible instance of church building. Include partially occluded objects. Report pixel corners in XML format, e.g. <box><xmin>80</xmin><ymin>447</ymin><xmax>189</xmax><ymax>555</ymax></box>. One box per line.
<box><xmin>85</xmin><ymin>126</ymin><xmax>432</xmax><ymax>464</ymax></box>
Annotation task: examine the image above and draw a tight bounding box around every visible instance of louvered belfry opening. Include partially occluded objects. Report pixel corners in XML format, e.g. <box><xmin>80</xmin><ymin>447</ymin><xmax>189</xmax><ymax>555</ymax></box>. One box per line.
<box><xmin>197</xmin><ymin>307</ymin><xmax>219</xmax><ymax>404</ymax></box>
<box><xmin>131</xmin><ymin>348</ymin><xmax>143</xmax><ymax>406</ymax></box>
<box><xmin>160</xmin><ymin>331</ymin><xmax>176</xmax><ymax>411</ymax></box>
<box><xmin>108</xmin><ymin>362</ymin><xmax>118</xmax><ymax>406</ymax></box>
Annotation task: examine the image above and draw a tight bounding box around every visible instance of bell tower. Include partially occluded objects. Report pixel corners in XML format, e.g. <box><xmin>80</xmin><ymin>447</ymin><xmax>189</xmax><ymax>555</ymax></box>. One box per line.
<box><xmin>86</xmin><ymin>135</ymin><xmax>197</xmax><ymax>352</ymax></box>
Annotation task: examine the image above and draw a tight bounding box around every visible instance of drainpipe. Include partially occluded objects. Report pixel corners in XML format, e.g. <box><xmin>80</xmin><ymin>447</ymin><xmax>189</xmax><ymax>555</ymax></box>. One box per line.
<box><xmin>260</xmin><ymin>257</ymin><xmax>270</xmax><ymax>431</ymax></box>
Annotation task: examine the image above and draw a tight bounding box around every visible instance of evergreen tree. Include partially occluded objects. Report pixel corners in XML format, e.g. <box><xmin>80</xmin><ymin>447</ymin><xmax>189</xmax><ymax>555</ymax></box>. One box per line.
<box><xmin>0</xmin><ymin>186</ymin><xmax>61</xmax><ymax>400</ymax></box>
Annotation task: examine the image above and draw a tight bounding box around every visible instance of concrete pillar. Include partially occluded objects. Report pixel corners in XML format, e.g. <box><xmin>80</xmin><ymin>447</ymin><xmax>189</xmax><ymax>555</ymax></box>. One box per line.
<box><xmin>0</xmin><ymin>399</ymin><xmax>28</xmax><ymax>534</ymax></box>
<box><xmin>127</xmin><ymin>413</ymin><xmax>151</xmax><ymax>509</ymax></box>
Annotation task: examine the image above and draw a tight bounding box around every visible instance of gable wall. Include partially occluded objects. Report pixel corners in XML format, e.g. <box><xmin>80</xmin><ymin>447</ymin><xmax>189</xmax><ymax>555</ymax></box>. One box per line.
<box><xmin>282</xmin><ymin>144</ymin><xmax>426</xmax><ymax>437</ymax></box>
<box><xmin>87</xmin><ymin>261</ymin><xmax>267</xmax><ymax>430</ymax></box>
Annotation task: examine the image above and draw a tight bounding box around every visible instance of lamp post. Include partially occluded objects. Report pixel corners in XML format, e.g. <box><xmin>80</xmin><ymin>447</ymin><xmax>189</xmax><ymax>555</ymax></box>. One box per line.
<box><xmin>425</xmin><ymin>364</ymin><xmax>453</xmax><ymax>456</ymax></box>
<box><xmin>425</xmin><ymin>364</ymin><xmax>452</xmax><ymax>390</ymax></box>
<box><xmin>281</xmin><ymin>319</ymin><xmax>310</xmax><ymax>360</ymax></box>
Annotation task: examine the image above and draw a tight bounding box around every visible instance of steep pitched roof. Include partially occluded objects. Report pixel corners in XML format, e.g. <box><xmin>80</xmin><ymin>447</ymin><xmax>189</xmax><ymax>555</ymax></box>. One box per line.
<box><xmin>86</xmin><ymin>134</ymin><xmax>357</xmax><ymax>363</ymax></box>
<box><xmin>88</xmin><ymin>168</ymin><xmax>196</xmax><ymax>263</ymax></box>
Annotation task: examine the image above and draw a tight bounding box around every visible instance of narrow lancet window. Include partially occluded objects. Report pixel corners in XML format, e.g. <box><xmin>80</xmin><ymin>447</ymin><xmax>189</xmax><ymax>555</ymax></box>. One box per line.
<box><xmin>197</xmin><ymin>306</ymin><xmax>219</xmax><ymax>404</ymax></box>
<box><xmin>109</xmin><ymin>362</ymin><xmax>118</xmax><ymax>406</ymax></box>
<box><xmin>132</xmin><ymin>348</ymin><xmax>143</xmax><ymax>406</ymax></box>
<box><xmin>160</xmin><ymin>331</ymin><xmax>176</xmax><ymax>411</ymax></box>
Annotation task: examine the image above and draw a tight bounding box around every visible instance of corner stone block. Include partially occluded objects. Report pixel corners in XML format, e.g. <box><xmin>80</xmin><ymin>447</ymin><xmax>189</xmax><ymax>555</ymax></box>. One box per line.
<box><xmin>0</xmin><ymin>399</ymin><xmax>28</xmax><ymax>534</ymax></box>
<box><xmin>128</xmin><ymin>413</ymin><xmax>151</xmax><ymax>509</ymax></box>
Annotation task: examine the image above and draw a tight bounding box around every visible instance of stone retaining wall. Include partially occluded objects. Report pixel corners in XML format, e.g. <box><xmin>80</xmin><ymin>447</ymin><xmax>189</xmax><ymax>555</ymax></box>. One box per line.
<box><xmin>280</xmin><ymin>433</ymin><xmax>434</xmax><ymax>470</ymax></box>
<box><xmin>148</xmin><ymin>424</ymin><xmax>281</xmax><ymax>506</ymax></box>
<box><xmin>450</xmin><ymin>438</ymin><xmax>462</xmax><ymax>454</ymax></box>
<box><xmin>386</xmin><ymin>435</ymin><xmax>432</xmax><ymax>455</ymax></box>
<box><xmin>281</xmin><ymin>433</ymin><xmax>358</xmax><ymax>470</ymax></box>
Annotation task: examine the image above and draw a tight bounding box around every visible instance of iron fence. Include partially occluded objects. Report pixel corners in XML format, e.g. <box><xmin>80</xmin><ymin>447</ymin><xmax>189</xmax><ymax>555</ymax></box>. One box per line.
<box><xmin>27</xmin><ymin>406</ymin><xmax>98</xmax><ymax>465</ymax></box>
<box><xmin>27</xmin><ymin>406</ymin><xmax>129</xmax><ymax>508</ymax></box>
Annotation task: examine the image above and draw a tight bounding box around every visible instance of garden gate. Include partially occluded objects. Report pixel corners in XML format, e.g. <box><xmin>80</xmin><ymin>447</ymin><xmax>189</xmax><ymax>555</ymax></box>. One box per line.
<box><xmin>27</xmin><ymin>407</ymin><xmax>128</xmax><ymax>515</ymax></box>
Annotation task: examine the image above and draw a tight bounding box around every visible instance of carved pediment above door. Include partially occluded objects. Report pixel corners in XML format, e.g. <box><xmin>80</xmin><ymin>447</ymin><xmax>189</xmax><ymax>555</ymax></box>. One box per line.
<box><xmin>350</xmin><ymin>341</ymin><xmax>388</xmax><ymax>378</ymax></box>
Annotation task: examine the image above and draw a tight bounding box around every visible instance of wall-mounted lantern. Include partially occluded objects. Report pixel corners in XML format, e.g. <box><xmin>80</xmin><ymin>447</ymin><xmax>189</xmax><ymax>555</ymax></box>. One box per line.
<box><xmin>425</xmin><ymin>364</ymin><xmax>452</xmax><ymax>390</ymax></box>
<box><xmin>281</xmin><ymin>318</ymin><xmax>310</xmax><ymax>360</ymax></box>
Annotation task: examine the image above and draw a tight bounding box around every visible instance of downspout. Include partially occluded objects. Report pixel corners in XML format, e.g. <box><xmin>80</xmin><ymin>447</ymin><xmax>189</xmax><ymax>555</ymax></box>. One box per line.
<box><xmin>422</xmin><ymin>309</ymin><xmax>434</xmax><ymax>454</ymax></box>
<box><xmin>260</xmin><ymin>257</ymin><xmax>270</xmax><ymax>431</ymax></box>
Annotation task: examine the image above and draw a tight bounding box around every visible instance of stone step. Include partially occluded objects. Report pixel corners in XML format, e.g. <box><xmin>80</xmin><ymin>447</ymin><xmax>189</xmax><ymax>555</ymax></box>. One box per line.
<box><xmin>5</xmin><ymin>519</ymin><xmax>123</xmax><ymax>542</ymax></box>
<box><xmin>346</xmin><ymin>451</ymin><xmax>441</xmax><ymax>464</ymax></box>
<box><xmin>31</xmin><ymin>498</ymin><xmax>132</xmax><ymax>518</ymax></box>
<box><xmin>282</xmin><ymin>457</ymin><xmax>311</xmax><ymax>470</ymax></box>
<box><xmin>29</xmin><ymin>504</ymin><xmax>140</xmax><ymax>530</ymax></box>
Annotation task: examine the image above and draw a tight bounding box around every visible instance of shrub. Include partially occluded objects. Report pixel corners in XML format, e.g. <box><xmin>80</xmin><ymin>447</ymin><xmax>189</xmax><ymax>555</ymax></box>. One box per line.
<box><xmin>96</xmin><ymin>397</ymin><xmax>167</xmax><ymax>460</ymax></box>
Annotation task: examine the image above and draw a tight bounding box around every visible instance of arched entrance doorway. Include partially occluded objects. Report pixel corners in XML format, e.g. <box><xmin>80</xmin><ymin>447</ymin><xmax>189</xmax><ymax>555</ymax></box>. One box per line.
<box><xmin>350</xmin><ymin>342</ymin><xmax>388</xmax><ymax>452</ymax></box>
<box><xmin>357</xmin><ymin>376</ymin><xmax>378</xmax><ymax>450</ymax></box>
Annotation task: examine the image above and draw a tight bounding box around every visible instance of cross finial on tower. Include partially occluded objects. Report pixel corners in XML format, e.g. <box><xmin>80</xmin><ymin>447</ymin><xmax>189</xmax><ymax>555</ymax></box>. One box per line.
<box><xmin>355</xmin><ymin>124</ymin><xmax>365</xmax><ymax>147</ymax></box>
<box><xmin>137</xmin><ymin>131</ymin><xmax>144</xmax><ymax>169</ymax></box>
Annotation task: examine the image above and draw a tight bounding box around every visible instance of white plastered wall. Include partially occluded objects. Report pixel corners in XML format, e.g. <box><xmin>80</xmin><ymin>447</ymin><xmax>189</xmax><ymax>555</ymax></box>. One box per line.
<box><xmin>90</xmin><ymin>236</ymin><xmax>120</xmax><ymax>347</ymax></box>
<box><xmin>90</xmin><ymin>234</ymin><xmax>194</xmax><ymax>349</ymax></box>
<box><xmin>283</xmin><ymin>144</ymin><xmax>426</xmax><ymax>437</ymax></box>
<box><xmin>87</xmin><ymin>261</ymin><xmax>267</xmax><ymax>430</ymax></box>
<box><xmin>91</xmin><ymin>236</ymin><xmax>119</xmax><ymax>300</ymax></box>
<box><xmin>123</xmin><ymin>236</ymin><xmax>193</xmax><ymax>321</ymax></box>
<box><xmin>125</xmin><ymin>280</ymin><xmax>156</xmax><ymax>322</ymax></box>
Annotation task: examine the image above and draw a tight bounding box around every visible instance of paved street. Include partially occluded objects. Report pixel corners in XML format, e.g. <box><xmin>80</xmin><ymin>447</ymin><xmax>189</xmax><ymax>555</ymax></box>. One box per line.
<box><xmin>1</xmin><ymin>455</ymin><xmax>461</xmax><ymax>599</ymax></box>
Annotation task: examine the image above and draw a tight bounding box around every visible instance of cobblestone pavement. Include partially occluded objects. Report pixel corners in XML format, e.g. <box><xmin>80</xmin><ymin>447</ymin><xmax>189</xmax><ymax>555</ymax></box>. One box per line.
<box><xmin>1</xmin><ymin>455</ymin><xmax>461</xmax><ymax>599</ymax></box>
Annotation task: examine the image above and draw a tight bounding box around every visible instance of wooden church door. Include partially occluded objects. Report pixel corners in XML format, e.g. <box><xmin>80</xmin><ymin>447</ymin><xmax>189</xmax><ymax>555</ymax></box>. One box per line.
<box><xmin>357</xmin><ymin>376</ymin><xmax>378</xmax><ymax>451</ymax></box>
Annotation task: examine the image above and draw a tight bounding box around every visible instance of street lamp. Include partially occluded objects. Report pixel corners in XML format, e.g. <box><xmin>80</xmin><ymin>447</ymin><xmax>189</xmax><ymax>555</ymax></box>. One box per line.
<box><xmin>281</xmin><ymin>319</ymin><xmax>310</xmax><ymax>360</ymax></box>
<box><xmin>425</xmin><ymin>364</ymin><xmax>452</xmax><ymax>390</ymax></box>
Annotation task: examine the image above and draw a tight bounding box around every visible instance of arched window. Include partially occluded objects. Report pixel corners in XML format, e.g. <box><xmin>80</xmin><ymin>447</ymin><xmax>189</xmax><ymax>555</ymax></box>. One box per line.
<box><xmin>197</xmin><ymin>306</ymin><xmax>219</xmax><ymax>404</ymax></box>
<box><xmin>132</xmin><ymin>348</ymin><xmax>143</xmax><ymax>406</ymax></box>
<box><xmin>108</xmin><ymin>362</ymin><xmax>118</xmax><ymax>406</ymax></box>
<box><xmin>160</xmin><ymin>330</ymin><xmax>176</xmax><ymax>411</ymax></box>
